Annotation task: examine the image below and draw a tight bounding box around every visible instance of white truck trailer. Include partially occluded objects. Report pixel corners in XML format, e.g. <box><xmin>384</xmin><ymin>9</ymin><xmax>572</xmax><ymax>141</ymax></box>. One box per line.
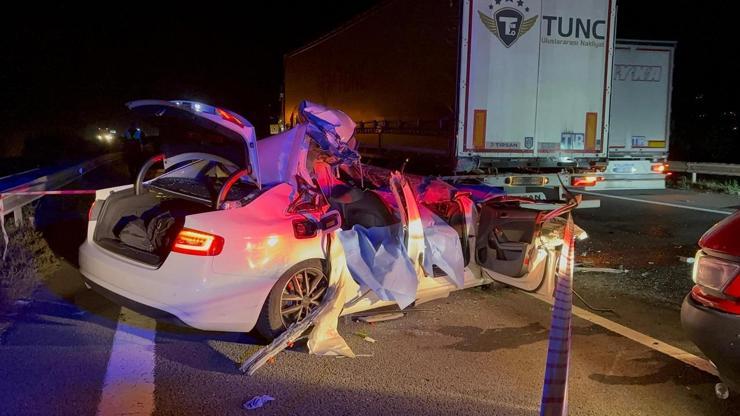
<box><xmin>284</xmin><ymin>0</ymin><xmax>617</xmax><ymax>196</ymax></box>
<box><xmin>596</xmin><ymin>39</ymin><xmax>676</xmax><ymax>190</ymax></box>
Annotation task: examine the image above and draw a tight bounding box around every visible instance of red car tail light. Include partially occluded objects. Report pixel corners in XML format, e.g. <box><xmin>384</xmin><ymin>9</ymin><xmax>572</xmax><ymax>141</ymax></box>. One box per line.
<box><xmin>691</xmin><ymin>286</ymin><xmax>740</xmax><ymax>315</ymax></box>
<box><xmin>571</xmin><ymin>176</ymin><xmax>603</xmax><ymax>187</ymax></box>
<box><xmin>692</xmin><ymin>252</ymin><xmax>740</xmax><ymax>294</ymax></box>
<box><xmin>292</xmin><ymin>219</ymin><xmax>318</xmax><ymax>239</ymax></box>
<box><xmin>723</xmin><ymin>277</ymin><xmax>740</xmax><ymax>298</ymax></box>
<box><xmin>88</xmin><ymin>201</ymin><xmax>96</xmax><ymax>221</ymax></box>
<box><xmin>172</xmin><ymin>229</ymin><xmax>225</xmax><ymax>256</ymax></box>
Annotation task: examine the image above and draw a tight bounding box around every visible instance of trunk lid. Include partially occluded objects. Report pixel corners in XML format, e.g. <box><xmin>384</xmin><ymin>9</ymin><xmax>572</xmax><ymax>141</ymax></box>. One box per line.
<box><xmin>127</xmin><ymin>100</ymin><xmax>261</xmax><ymax>187</ymax></box>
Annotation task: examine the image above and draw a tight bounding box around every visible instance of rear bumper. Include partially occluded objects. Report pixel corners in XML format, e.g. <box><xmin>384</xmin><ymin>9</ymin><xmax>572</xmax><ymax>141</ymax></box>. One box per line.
<box><xmin>79</xmin><ymin>240</ymin><xmax>276</xmax><ymax>332</ymax></box>
<box><xmin>681</xmin><ymin>294</ymin><xmax>740</xmax><ymax>391</ymax></box>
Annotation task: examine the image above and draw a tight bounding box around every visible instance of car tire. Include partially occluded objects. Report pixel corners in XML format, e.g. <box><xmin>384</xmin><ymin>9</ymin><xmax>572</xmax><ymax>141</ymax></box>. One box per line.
<box><xmin>255</xmin><ymin>259</ymin><xmax>328</xmax><ymax>341</ymax></box>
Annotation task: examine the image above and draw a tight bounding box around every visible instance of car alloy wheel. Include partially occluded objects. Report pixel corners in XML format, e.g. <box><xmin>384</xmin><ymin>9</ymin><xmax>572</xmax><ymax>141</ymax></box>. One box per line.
<box><xmin>279</xmin><ymin>267</ymin><xmax>328</xmax><ymax>326</ymax></box>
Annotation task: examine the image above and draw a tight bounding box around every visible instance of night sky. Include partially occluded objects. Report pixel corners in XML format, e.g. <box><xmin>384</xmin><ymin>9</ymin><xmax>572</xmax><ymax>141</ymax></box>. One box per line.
<box><xmin>1</xmin><ymin>1</ymin><xmax>737</xmax><ymax>162</ymax></box>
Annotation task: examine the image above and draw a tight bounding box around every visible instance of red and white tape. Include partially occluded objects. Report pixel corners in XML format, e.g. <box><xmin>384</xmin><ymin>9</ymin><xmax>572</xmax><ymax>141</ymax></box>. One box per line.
<box><xmin>540</xmin><ymin>213</ymin><xmax>576</xmax><ymax>416</ymax></box>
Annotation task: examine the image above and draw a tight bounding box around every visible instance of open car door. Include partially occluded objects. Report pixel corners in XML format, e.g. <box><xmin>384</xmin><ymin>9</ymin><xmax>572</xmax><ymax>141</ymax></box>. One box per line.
<box><xmin>475</xmin><ymin>199</ymin><xmax>553</xmax><ymax>292</ymax></box>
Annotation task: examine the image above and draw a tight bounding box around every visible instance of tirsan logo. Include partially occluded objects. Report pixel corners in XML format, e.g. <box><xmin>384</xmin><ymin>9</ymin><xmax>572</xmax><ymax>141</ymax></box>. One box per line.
<box><xmin>479</xmin><ymin>1</ymin><xmax>606</xmax><ymax>48</ymax></box>
<box><xmin>478</xmin><ymin>0</ymin><xmax>538</xmax><ymax>48</ymax></box>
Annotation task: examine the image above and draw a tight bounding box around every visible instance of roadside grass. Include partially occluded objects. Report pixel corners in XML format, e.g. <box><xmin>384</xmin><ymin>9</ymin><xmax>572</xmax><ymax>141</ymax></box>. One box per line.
<box><xmin>0</xmin><ymin>212</ymin><xmax>60</xmax><ymax>316</ymax></box>
<box><xmin>669</xmin><ymin>174</ymin><xmax>740</xmax><ymax>196</ymax></box>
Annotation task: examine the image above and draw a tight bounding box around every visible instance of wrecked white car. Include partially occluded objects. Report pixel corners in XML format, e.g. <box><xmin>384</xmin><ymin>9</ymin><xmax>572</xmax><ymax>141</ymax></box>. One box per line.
<box><xmin>79</xmin><ymin>99</ymin><xmax>581</xmax><ymax>341</ymax></box>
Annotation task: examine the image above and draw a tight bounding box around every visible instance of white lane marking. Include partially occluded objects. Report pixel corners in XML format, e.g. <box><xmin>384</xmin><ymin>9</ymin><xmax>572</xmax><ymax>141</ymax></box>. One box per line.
<box><xmin>575</xmin><ymin>190</ymin><xmax>734</xmax><ymax>215</ymax></box>
<box><xmin>527</xmin><ymin>293</ymin><xmax>719</xmax><ymax>377</ymax></box>
<box><xmin>97</xmin><ymin>308</ymin><xmax>156</xmax><ymax>416</ymax></box>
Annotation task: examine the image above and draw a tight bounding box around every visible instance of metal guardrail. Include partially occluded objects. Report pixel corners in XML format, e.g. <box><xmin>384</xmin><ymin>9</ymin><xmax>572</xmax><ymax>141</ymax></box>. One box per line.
<box><xmin>0</xmin><ymin>153</ymin><xmax>120</xmax><ymax>227</ymax></box>
<box><xmin>669</xmin><ymin>161</ymin><xmax>740</xmax><ymax>182</ymax></box>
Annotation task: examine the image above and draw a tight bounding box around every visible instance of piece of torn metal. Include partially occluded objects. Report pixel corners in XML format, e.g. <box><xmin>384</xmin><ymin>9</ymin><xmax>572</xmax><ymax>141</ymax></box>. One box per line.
<box><xmin>574</xmin><ymin>266</ymin><xmax>629</xmax><ymax>274</ymax></box>
<box><xmin>355</xmin><ymin>312</ymin><xmax>405</xmax><ymax>323</ymax></box>
<box><xmin>297</xmin><ymin>100</ymin><xmax>359</xmax><ymax>164</ymax></box>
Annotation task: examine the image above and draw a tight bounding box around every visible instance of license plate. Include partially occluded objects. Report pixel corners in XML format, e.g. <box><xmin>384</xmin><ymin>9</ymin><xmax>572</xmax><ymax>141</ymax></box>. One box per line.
<box><xmin>508</xmin><ymin>192</ymin><xmax>547</xmax><ymax>201</ymax></box>
<box><xmin>611</xmin><ymin>164</ymin><xmax>635</xmax><ymax>174</ymax></box>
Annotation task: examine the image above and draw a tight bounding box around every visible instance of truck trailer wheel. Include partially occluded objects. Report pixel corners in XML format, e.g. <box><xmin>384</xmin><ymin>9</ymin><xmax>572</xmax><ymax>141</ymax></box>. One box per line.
<box><xmin>255</xmin><ymin>260</ymin><xmax>328</xmax><ymax>341</ymax></box>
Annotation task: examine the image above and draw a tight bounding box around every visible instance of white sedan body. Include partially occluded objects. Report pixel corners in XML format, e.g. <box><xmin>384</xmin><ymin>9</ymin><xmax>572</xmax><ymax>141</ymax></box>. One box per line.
<box><xmin>79</xmin><ymin>99</ymin><xmax>560</xmax><ymax>335</ymax></box>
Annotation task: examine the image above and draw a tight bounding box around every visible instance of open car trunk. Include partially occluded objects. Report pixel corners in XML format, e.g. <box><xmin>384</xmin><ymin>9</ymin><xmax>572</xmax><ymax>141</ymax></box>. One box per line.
<box><xmin>93</xmin><ymin>188</ymin><xmax>213</xmax><ymax>266</ymax></box>
<box><xmin>94</xmin><ymin>163</ymin><xmax>261</xmax><ymax>266</ymax></box>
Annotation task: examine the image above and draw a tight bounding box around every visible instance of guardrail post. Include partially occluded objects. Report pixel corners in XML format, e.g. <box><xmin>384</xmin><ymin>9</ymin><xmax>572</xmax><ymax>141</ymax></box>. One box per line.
<box><xmin>13</xmin><ymin>208</ymin><xmax>23</xmax><ymax>227</ymax></box>
<box><xmin>691</xmin><ymin>172</ymin><xmax>697</xmax><ymax>183</ymax></box>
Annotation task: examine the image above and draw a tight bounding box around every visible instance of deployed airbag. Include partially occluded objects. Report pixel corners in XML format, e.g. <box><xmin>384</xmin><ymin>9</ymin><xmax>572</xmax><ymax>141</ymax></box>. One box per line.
<box><xmin>337</xmin><ymin>224</ymin><xmax>418</xmax><ymax>309</ymax></box>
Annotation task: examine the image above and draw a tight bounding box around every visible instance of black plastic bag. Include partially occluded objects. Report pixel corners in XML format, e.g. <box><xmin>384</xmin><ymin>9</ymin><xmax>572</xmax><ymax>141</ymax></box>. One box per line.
<box><xmin>119</xmin><ymin>211</ymin><xmax>175</xmax><ymax>252</ymax></box>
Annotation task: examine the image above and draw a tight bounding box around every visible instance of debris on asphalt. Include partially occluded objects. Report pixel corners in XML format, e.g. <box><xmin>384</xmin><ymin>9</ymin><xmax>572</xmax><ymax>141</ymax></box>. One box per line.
<box><xmin>354</xmin><ymin>312</ymin><xmax>406</xmax><ymax>323</ymax></box>
<box><xmin>243</xmin><ymin>395</ymin><xmax>275</xmax><ymax>410</ymax></box>
<box><xmin>352</xmin><ymin>331</ymin><xmax>377</xmax><ymax>343</ymax></box>
<box><xmin>336</xmin><ymin>353</ymin><xmax>374</xmax><ymax>359</ymax></box>
<box><xmin>574</xmin><ymin>266</ymin><xmax>629</xmax><ymax>274</ymax></box>
<box><xmin>678</xmin><ymin>256</ymin><xmax>695</xmax><ymax>264</ymax></box>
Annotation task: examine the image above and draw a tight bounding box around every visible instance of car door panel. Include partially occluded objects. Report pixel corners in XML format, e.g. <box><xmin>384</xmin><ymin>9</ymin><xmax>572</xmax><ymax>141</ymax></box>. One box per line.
<box><xmin>476</xmin><ymin>201</ymin><xmax>541</xmax><ymax>278</ymax></box>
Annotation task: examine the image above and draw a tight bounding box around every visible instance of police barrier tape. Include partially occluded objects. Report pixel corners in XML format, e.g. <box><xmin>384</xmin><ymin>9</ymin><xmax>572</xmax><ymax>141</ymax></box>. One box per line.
<box><xmin>540</xmin><ymin>213</ymin><xmax>576</xmax><ymax>416</ymax></box>
<box><xmin>0</xmin><ymin>189</ymin><xmax>98</xmax><ymax>261</ymax></box>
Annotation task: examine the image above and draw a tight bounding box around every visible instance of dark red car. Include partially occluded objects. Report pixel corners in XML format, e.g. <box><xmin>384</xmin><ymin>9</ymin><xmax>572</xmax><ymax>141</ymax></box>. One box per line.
<box><xmin>682</xmin><ymin>211</ymin><xmax>740</xmax><ymax>396</ymax></box>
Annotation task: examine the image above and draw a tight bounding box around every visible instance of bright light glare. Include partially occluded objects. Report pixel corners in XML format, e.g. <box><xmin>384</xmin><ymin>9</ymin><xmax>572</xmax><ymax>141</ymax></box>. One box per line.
<box><xmin>266</xmin><ymin>235</ymin><xmax>279</xmax><ymax>247</ymax></box>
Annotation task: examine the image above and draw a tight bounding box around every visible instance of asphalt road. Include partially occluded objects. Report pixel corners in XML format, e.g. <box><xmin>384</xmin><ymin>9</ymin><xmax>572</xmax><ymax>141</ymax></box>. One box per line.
<box><xmin>1</xmin><ymin>166</ymin><xmax>739</xmax><ymax>415</ymax></box>
<box><xmin>573</xmin><ymin>189</ymin><xmax>738</xmax><ymax>355</ymax></box>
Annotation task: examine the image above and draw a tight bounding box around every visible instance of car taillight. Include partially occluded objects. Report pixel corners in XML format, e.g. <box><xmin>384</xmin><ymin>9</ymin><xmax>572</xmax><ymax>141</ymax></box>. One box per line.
<box><xmin>692</xmin><ymin>252</ymin><xmax>740</xmax><ymax>295</ymax></box>
<box><xmin>292</xmin><ymin>219</ymin><xmax>318</xmax><ymax>239</ymax></box>
<box><xmin>691</xmin><ymin>286</ymin><xmax>740</xmax><ymax>315</ymax></box>
<box><xmin>88</xmin><ymin>201</ymin><xmax>96</xmax><ymax>221</ymax></box>
<box><xmin>651</xmin><ymin>163</ymin><xmax>667</xmax><ymax>173</ymax></box>
<box><xmin>172</xmin><ymin>229</ymin><xmax>224</xmax><ymax>256</ymax></box>
<box><xmin>571</xmin><ymin>176</ymin><xmax>604</xmax><ymax>187</ymax></box>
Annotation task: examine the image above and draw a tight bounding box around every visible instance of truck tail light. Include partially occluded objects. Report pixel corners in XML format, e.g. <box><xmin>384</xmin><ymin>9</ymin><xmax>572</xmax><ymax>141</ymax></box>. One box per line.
<box><xmin>172</xmin><ymin>228</ymin><xmax>224</xmax><ymax>256</ymax></box>
<box><xmin>651</xmin><ymin>163</ymin><xmax>668</xmax><ymax>174</ymax></box>
<box><xmin>571</xmin><ymin>176</ymin><xmax>603</xmax><ymax>187</ymax></box>
<box><xmin>292</xmin><ymin>219</ymin><xmax>318</xmax><ymax>239</ymax></box>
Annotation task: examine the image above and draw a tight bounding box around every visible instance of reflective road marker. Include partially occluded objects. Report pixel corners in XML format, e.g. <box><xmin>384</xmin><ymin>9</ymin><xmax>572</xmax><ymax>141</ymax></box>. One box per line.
<box><xmin>97</xmin><ymin>308</ymin><xmax>156</xmax><ymax>416</ymax></box>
